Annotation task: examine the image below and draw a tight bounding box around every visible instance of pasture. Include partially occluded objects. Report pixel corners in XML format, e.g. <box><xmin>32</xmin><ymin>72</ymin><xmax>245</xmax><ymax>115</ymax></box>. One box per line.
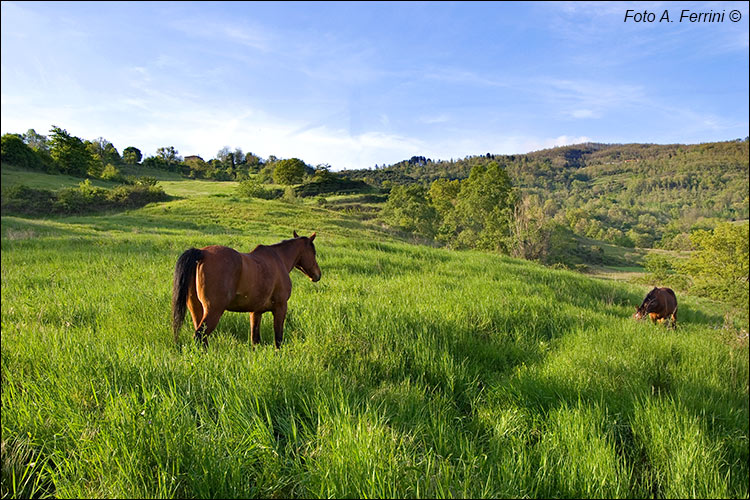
<box><xmin>1</xmin><ymin>192</ymin><xmax>748</xmax><ymax>498</ymax></box>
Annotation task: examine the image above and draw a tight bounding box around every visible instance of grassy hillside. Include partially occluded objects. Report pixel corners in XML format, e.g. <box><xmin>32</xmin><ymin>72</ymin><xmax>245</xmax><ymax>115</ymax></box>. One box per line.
<box><xmin>342</xmin><ymin>140</ymin><xmax>750</xmax><ymax>249</ymax></box>
<box><xmin>1</xmin><ymin>188</ymin><xmax>748</xmax><ymax>498</ymax></box>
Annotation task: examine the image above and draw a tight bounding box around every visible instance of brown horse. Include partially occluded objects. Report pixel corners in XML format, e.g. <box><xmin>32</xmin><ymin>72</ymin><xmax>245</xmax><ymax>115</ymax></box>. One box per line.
<box><xmin>172</xmin><ymin>231</ymin><xmax>321</xmax><ymax>348</ymax></box>
<box><xmin>633</xmin><ymin>287</ymin><xmax>678</xmax><ymax>329</ymax></box>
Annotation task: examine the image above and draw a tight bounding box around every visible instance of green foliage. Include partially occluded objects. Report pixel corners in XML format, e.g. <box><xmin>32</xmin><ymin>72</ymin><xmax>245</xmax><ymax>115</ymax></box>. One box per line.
<box><xmin>509</xmin><ymin>194</ymin><xmax>555</xmax><ymax>261</ymax></box>
<box><xmin>48</xmin><ymin>126</ymin><xmax>95</xmax><ymax>176</ymax></box>
<box><xmin>100</xmin><ymin>163</ymin><xmax>124</xmax><ymax>182</ymax></box>
<box><xmin>236</xmin><ymin>179</ymin><xmax>282</xmax><ymax>199</ymax></box>
<box><xmin>343</xmin><ymin>141</ymin><xmax>749</xmax><ymax>249</ymax></box>
<box><xmin>22</xmin><ymin>129</ymin><xmax>49</xmax><ymax>153</ymax></box>
<box><xmin>293</xmin><ymin>169</ymin><xmax>370</xmax><ymax>197</ymax></box>
<box><xmin>679</xmin><ymin>222</ymin><xmax>749</xmax><ymax>309</ymax></box>
<box><xmin>156</xmin><ymin>146</ymin><xmax>181</xmax><ymax>164</ymax></box>
<box><xmin>273</xmin><ymin>158</ymin><xmax>309</xmax><ymax>185</ymax></box>
<box><xmin>122</xmin><ymin>146</ymin><xmax>143</xmax><ymax>165</ymax></box>
<box><xmin>380</xmin><ymin>184</ymin><xmax>438</xmax><ymax>238</ymax></box>
<box><xmin>282</xmin><ymin>185</ymin><xmax>299</xmax><ymax>204</ymax></box>
<box><xmin>1</xmin><ymin>180</ymin><xmax>168</xmax><ymax>216</ymax></box>
<box><xmin>643</xmin><ymin>253</ymin><xmax>674</xmax><ymax>281</ymax></box>
<box><xmin>438</xmin><ymin>162</ymin><xmax>516</xmax><ymax>251</ymax></box>
<box><xmin>381</xmin><ymin>162</ymin><xmax>517</xmax><ymax>251</ymax></box>
<box><xmin>86</xmin><ymin>137</ymin><xmax>121</xmax><ymax>169</ymax></box>
<box><xmin>0</xmin><ymin>184</ymin><xmax>57</xmax><ymax>214</ymax></box>
<box><xmin>1</xmin><ymin>134</ymin><xmax>46</xmax><ymax>171</ymax></box>
<box><xmin>428</xmin><ymin>178</ymin><xmax>460</xmax><ymax>219</ymax></box>
<box><xmin>133</xmin><ymin>176</ymin><xmax>158</xmax><ymax>187</ymax></box>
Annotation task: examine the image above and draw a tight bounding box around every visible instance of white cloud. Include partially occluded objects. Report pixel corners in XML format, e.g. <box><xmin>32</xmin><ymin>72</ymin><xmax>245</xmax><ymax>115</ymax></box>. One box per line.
<box><xmin>569</xmin><ymin>109</ymin><xmax>598</xmax><ymax>119</ymax></box>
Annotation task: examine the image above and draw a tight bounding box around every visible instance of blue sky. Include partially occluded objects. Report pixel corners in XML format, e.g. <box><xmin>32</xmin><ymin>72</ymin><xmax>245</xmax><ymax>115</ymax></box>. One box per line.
<box><xmin>1</xmin><ymin>1</ymin><xmax>748</xmax><ymax>170</ymax></box>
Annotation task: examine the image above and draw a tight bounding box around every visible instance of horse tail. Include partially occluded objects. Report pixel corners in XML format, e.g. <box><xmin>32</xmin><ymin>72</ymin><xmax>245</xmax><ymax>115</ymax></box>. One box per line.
<box><xmin>172</xmin><ymin>248</ymin><xmax>203</xmax><ymax>342</ymax></box>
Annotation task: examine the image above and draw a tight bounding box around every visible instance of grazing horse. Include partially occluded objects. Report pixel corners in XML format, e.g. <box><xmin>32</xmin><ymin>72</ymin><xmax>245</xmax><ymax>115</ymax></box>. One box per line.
<box><xmin>633</xmin><ymin>287</ymin><xmax>678</xmax><ymax>329</ymax></box>
<box><xmin>172</xmin><ymin>231</ymin><xmax>321</xmax><ymax>348</ymax></box>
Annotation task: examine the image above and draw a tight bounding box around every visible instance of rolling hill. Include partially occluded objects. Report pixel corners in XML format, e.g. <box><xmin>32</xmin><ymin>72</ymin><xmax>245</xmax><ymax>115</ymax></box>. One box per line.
<box><xmin>1</xmin><ymin>176</ymin><xmax>748</xmax><ymax>498</ymax></box>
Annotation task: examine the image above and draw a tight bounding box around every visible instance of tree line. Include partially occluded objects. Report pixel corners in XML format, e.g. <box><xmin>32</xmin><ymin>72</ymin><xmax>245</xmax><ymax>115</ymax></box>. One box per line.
<box><xmin>344</xmin><ymin>139</ymin><xmax>749</xmax><ymax>252</ymax></box>
<box><xmin>0</xmin><ymin>126</ymin><xmax>324</xmax><ymax>185</ymax></box>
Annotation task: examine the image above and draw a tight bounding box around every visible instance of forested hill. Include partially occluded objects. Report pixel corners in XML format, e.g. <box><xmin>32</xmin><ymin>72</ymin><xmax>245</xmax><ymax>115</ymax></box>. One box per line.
<box><xmin>341</xmin><ymin>140</ymin><xmax>749</xmax><ymax>249</ymax></box>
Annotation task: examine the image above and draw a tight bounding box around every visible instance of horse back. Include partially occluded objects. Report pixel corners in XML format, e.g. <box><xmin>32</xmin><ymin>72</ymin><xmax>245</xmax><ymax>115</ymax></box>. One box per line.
<box><xmin>195</xmin><ymin>245</ymin><xmax>244</xmax><ymax>304</ymax></box>
<box><xmin>223</xmin><ymin>246</ymin><xmax>291</xmax><ymax>312</ymax></box>
<box><xmin>650</xmin><ymin>287</ymin><xmax>677</xmax><ymax>316</ymax></box>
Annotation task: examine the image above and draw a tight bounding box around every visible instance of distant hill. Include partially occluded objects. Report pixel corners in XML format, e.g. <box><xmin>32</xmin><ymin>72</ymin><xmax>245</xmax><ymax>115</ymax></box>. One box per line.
<box><xmin>340</xmin><ymin>140</ymin><xmax>749</xmax><ymax>249</ymax></box>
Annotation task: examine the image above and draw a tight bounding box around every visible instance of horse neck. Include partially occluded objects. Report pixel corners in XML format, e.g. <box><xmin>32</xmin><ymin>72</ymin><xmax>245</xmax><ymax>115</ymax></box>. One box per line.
<box><xmin>273</xmin><ymin>239</ymin><xmax>304</xmax><ymax>273</ymax></box>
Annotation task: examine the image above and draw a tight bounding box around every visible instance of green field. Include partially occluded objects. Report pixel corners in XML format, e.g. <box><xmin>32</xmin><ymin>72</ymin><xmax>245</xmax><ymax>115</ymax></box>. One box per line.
<box><xmin>1</xmin><ymin>183</ymin><xmax>748</xmax><ymax>498</ymax></box>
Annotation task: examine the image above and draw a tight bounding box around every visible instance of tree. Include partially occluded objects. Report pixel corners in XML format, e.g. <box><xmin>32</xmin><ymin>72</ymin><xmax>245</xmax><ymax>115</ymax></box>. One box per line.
<box><xmin>273</xmin><ymin>158</ymin><xmax>307</xmax><ymax>185</ymax></box>
<box><xmin>245</xmin><ymin>152</ymin><xmax>262</xmax><ymax>173</ymax></box>
<box><xmin>22</xmin><ymin>129</ymin><xmax>49</xmax><ymax>153</ymax></box>
<box><xmin>156</xmin><ymin>146</ymin><xmax>182</xmax><ymax>164</ymax></box>
<box><xmin>428</xmin><ymin>178</ymin><xmax>460</xmax><ymax>219</ymax></box>
<box><xmin>510</xmin><ymin>194</ymin><xmax>553</xmax><ymax>261</ymax></box>
<box><xmin>679</xmin><ymin>221</ymin><xmax>749</xmax><ymax>308</ymax></box>
<box><xmin>447</xmin><ymin>162</ymin><xmax>516</xmax><ymax>251</ymax></box>
<box><xmin>232</xmin><ymin>148</ymin><xmax>245</xmax><ymax>167</ymax></box>
<box><xmin>122</xmin><ymin>146</ymin><xmax>142</xmax><ymax>165</ymax></box>
<box><xmin>86</xmin><ymin>137</ymin><xmax>121</xmax><ymax>165</ymax></box>
<box><xmin>48</xmin><ymin>126</ymin><xmax>95</xmax><ymax>176</ymax></box>
<box><xmin>1</xmin><ymin>133</ymin><xmax>45</xmax><ymax>170</ymax></box>
<box><xmin>380</xmin><ymin>184</ymin><xmax>438</xmax><ymax>238</ymax></box>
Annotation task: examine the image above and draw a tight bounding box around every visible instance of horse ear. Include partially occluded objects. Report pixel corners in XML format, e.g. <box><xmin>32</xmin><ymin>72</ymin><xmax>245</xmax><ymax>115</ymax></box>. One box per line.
<box><xmin>293</xmin><ymin>230</ymin><xmax>299</xmax><ymax>238</ymax></box>
<box><xmin>309</xmin><ymin>232</ymin><xmax>316</xmax><ymax>242</ymax></box>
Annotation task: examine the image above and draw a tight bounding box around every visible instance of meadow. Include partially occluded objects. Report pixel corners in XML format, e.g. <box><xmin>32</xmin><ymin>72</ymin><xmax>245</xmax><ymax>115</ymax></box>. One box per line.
<box><xmin>1</xmin><ymin>190</ymin><xmax>748</xmax><ymax>498</ymax></box>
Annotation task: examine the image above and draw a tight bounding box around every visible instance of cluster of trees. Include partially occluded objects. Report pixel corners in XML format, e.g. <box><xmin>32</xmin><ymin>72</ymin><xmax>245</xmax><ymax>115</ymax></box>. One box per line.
<box><xmin>381</xmin><ymin>162</ymin><xmax>557</xmax><ymax>259</ymax></box>
<box><xmin>0</xmin><ymin>125</ymin><xmax>323</xmax><ymax>185</ymax></box>
<box><xmin>2</xmin><ymin>127</ymin><xmax>141</xmax><ymax>183</ymax></box>
<box><xmin>344</xmin><ymin>140</ymin><xmax>749</xmax><ymax>250</ymax></box>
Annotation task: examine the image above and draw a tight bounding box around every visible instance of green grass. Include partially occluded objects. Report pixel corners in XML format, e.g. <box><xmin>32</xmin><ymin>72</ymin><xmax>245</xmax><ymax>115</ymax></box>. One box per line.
<box><xmin>1</xmin><ymin>188</ymin><xmax>748</xmax><ymax>498</ymax></box>
<box><xmin>1</xmin><ymin>163</ymin><xmax>120</xmax><ymax>191</ymax></box>
<box><xmin>0</xmin><ymin>162</ymin><xmax>239</xmax><ymax>199</ymax></box>
<box><xmin>158</xmin><ymin>179</ymin><xmax>239</xmax><ymax>198</ymax></box>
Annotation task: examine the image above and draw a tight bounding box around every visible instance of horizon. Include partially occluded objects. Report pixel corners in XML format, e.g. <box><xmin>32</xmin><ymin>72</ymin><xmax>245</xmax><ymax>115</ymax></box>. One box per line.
<box><xmin>2</xmin><ymin>1</ymin><xmax>748</xmax><ymax>170</ymax></box>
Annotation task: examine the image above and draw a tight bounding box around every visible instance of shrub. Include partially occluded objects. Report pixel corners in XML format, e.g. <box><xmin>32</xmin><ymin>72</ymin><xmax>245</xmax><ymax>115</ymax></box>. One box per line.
<box><xmin>1</xmin><ymin>185</ymin><xmax>56</xmax><ymax>215</ymax></box>
<box><xmin>101</xmin><ymin>163</ymin><xmax>124</xmax><ymax>182</ymax></box>
<box><xmin>236</xmin><ymin>179</ymin><xmax>282</xmax><ymax>200</ymax></box>
<box><xmin>1</xmin><ymin>134</ymin><xmax>45</xmax><ymax>171</ymax></box>
<box><xmin>643</xmin><ymin>253</ymin><xmax>673</xmax><ymax>281</ymax></box>
<box><xmin>1</xmin><ymin>181</ymin><xmax>168</xmax><ymax>216</ymax></box>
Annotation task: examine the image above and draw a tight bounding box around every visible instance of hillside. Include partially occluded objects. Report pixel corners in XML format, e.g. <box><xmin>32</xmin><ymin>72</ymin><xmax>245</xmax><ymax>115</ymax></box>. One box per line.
<box><xmin>341</xmin><ymin>140</ymin><xmax>750</xmax><ymax>249</ymax></box>
<box><xmin>2</xmin><ymin>185</ymin><xmax>748</xmax><ymax>498</ymax></box>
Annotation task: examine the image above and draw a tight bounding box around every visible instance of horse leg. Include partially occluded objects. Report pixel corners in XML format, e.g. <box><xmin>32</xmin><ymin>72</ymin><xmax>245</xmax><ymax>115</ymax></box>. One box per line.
<box><xmin>195</xmin><ymin>309</ymin><xmax>224</xmax><ymax>348</ymax></box>
<box><xmin>187</xmin><ymin>287</ymin><xmax>204</xmax><ymax>331</ymax></box>
<box><xmin>249</xmin><ymin>312</ymin><xmax>262</xmax><ymax>346</ymax></box>
<box><xmin>272</xmin><ymin>303</ymin><xmax>288</xmax><ymax>349</ymax></box>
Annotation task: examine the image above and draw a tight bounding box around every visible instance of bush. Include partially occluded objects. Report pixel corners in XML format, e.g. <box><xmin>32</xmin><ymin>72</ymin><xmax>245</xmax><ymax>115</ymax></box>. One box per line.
<box><xmin>293</xmin><ymin>171</ymin><xmax>370</xmax><ymax>197</ymax></box>
<box><xmin>643</xmin><ymin>253</ymin><xmax>673</xmax><ymax>281</ymax></box>
<box><xmin>236</xmin><ymin>179</ymin><xmax>282</xmax><ymax>200</ymax></box>
<box><xmin>100</xmin><ymin>163</ymin><xmax>124</xmax><ymax>182</ymax></box>
<box><xmin>1</xmin><ymin>181</ymin><xmax>168</xmax><ymax>216</ymax></box>
<box><xmin>1</xmin><ymin>134</ymin><xmax>46</xmax><ymax>171</ymax></box>
<box><xmin>1</xmin><ymin>185</ymin><xmax>56</xmax><ymax>215</ymax></box>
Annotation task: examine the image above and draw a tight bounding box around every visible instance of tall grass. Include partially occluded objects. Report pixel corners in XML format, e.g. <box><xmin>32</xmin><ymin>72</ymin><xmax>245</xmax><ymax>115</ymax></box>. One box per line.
<box><xmin>2</xmin><ymin>195</ymin><xmax>748</xmax><ymax>498</ymax></box>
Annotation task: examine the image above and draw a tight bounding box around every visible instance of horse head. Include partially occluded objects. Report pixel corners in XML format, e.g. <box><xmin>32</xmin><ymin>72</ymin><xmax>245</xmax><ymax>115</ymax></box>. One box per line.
<box><xmin>293</xmin><ymin>231</ymin><xmax>321</xmax><ymax>282</ymax></box>
<box><xmin>633</xmin><ymin>287</ymin><xmax>658</xmax><ymax>320</ymax></box>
